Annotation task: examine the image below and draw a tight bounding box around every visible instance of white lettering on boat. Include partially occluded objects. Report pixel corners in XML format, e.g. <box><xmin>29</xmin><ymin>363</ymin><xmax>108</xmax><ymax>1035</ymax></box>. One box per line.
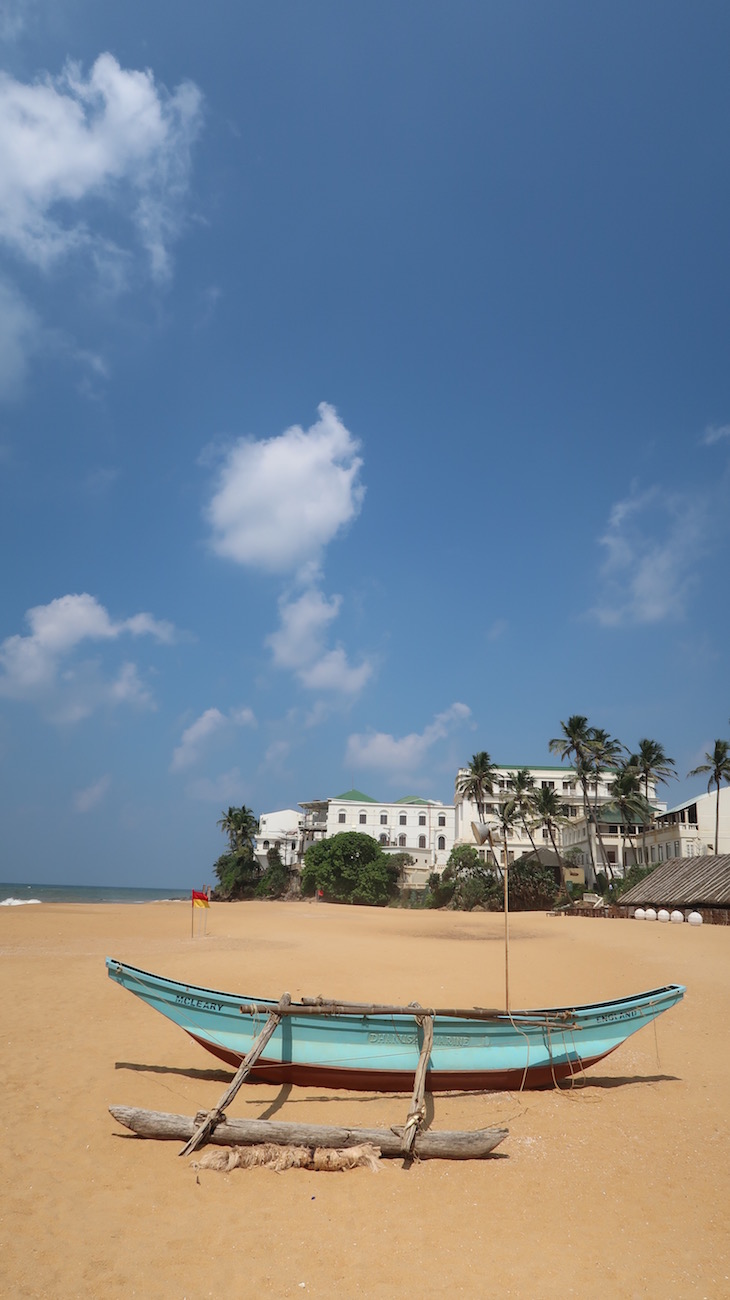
<box><xmin>367</xmin><ymin>1031</ymin><xmax>472</xmax><ymax>1047</ymax></box>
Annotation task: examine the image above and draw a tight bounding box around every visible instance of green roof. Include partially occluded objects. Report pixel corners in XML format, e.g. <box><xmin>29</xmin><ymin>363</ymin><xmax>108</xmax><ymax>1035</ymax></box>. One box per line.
<box><xmin>394</xmin><ymin>796</ymin><xmax>430</xmax><ymax>805</ymax></box>
<box><xmin>494</xmin><ymin>764</ymin><xmax>577</xmax><ymax>773</ymax></box>
<box><xmin>597</xmin><ymin>803</ymin><xmax>654</xmax><ymax>826</ymax></box>
<box><xmin>332</xmin><ymin>789</ymin><xmax>377</xmax><ymax>803</ymax></box>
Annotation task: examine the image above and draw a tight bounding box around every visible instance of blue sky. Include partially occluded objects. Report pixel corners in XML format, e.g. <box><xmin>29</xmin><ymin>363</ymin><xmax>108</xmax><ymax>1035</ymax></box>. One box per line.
<box><xmin>1</xmin><ymin>1</ymin><xmax>729</xmax><ymax>886</ymax></box>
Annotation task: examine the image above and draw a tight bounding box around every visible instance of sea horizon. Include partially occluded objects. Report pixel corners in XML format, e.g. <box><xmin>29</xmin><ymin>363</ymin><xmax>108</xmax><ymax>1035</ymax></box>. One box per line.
<box><xmin>0</xmin><ymin>882</ymin><xmax>193</xmax><ymax>906</ymax></box>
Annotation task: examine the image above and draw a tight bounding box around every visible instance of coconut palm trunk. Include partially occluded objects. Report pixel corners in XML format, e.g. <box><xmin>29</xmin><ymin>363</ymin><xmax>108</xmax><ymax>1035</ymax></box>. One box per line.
<box><xmin>688</xmin><ymin>740</ymin><xmax>730</xmax><ymax>856</ymax></box>
<box><xmin>529</xmin><ymin>785</ymin><xmax>570</xmax><ymax>901</ymax></box>
<box><xmin>575</xmin><ymin>760</ymin><xmax>598</xmax><ymax>881</ymax></box>
<box><xmin>509</xmin><ymin>769</ymin><xmax>540</xmax><ymax>858</ymax></box>
<box><xmin>628</xmin><ymin>739</ymin><xmax>677</xmax><ymax>865</ymax></box>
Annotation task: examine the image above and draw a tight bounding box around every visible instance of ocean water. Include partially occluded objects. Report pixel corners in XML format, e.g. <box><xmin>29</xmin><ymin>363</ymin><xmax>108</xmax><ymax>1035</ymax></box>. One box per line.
<box><xmin>0</xmin><ymin>882</ymin><xmax>191</xmax><ymax>906</ymax></box>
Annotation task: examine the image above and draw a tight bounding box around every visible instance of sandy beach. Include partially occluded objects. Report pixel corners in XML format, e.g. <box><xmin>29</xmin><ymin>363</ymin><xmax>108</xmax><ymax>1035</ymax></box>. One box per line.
<box><xmin>1</xmin><ymin>900</ymin><xmax>728</xmax><ymax>1299</ymax></box>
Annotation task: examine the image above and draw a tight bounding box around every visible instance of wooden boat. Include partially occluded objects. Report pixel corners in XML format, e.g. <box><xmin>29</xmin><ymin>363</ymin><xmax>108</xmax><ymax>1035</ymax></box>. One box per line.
<box><xmin>106</xmin><ymin>958</ymin><xmax>685</xmax><ymax>1092</ymax></box>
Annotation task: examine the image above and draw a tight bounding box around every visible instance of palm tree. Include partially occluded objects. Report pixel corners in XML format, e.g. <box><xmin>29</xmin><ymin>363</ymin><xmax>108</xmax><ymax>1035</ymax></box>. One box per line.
<box><xmin>549</xmin><ymin>716</ymin><xmax>596</xmax><ymax>876</ymax></box>
<box><xmin>493</xmin><ymin>797</ymin><xmax>519</xmax><ymax>889</ymax></box>
<box><xmin>604</xmin><ymin>763</ymin><xmax>653</xmax><ymax>871</ymax></box>
<box><xmin>456</xmin><ymin>751</ymin><xmax>497</xmax><ymax>825</ymax></box>
<box><xmin>688</xmin><ymin>740</ymin><xmax>730</xmax><ymax>854</ymax></box>
<box><xmin>508</xmin><ymin>768</ymin><xmax>540</xmax><ymax>857</ymax></box>
<box><xmin>530</xmin><ymin>784</ymin><xmax>570</xmax><ymax>898</ymax></box>
<box><xmin>586</xmin><ymin>729</ymin><xmax>625</xmax><ymax>880</ymax></box>
<box><xmin>217</xmin><ymin>805</ymin><xmax>258</xmax><ymax>854</ymax></box>
<box><xmin>628</xmin><ymin>739</ymin><xmax>677</xmax><ymax>864</ymax></box>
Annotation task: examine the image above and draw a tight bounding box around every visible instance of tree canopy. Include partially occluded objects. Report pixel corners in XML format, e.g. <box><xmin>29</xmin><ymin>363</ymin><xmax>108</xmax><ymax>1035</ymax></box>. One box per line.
<box><xmin>212</xmin><ymin>804</ymin><xmax>260</xmax><ymax>899</ymax></box>
<box><xmin>456</xmin><ymin>751</ymin><xmax>496</xmax><ymax>823</ymax></box>
<box><xmin>301</xmin><ymin>832</ymin><xmax>393</xmax><ymax>906</ymax></box>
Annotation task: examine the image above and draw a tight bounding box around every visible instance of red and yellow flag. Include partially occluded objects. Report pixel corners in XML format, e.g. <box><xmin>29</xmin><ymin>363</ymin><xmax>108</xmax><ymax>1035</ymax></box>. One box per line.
<box><xmin>192</xmin><ymin>890</ymin><xmax>210</xmax><ymax>908</ymax></box>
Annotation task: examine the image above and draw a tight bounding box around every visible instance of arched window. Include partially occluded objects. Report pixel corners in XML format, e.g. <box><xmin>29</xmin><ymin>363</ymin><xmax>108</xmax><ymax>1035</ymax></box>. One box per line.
<box><xmin>262</xmin><ymin>840</ymin><xmax>269</xmax><ymax>850</ymax></box>
<box><xmin>398</xmin><ymin>835</ymin><xmax>406</xmax><ymax>847</ymax></box>
<box><xmin>418</xmin><ymin>814</ymin><xmax>426</xmax><ymax>826</ymax></box>
<box><xmin>399</xmin><ymin>813</ymin><xmax>407</xmax><ymax>825</ymax></box>
<box><xmin>380</xmin><ymin>812</ymin><xmax>388</xmax><ymax>824</ymax></box>
<box><xmin>359</xmin><ymin>811</ymin><xmax>367</xmax><ymax>824</ymax></box>
<box><xmin>338</xmin><ymin>812</ymin><xmax>346</xmax><ymax>823</ymax></box>
<box><xmin>438</xmin><ymin>814</ymin><xmax>446</xmax><ymax>827</ymax></box>
<box><xmin>418</xmin><ymin>835</ymin><xmax>426</xmax><ymax>849</ymax></box>
<box><xmin>438</xmin><ymin>836</ymin><xmax>446</xmax><ymax>851</ymax></box>
<box><xmin>379</xmin><ymin>833</ymin><xmax>388</xmax><ymax>845</ymax></box>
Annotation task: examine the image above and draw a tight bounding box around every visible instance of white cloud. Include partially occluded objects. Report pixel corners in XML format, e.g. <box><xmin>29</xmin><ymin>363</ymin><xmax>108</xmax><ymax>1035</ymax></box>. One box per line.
<box><xmin>590</xmin><ymin>486</ymin><xmax>708</xmax><ymax>626</ymax></box>
<box><xmin>205</xmin><ymin>402</ymin><xmax>365</xmax><ymax>575</ymax></box>
<box><xmin>345</xmin><ymin>703</ymin><xmax>472</xmax><ymax>781</ymax></box>
<box><xmin>701</xmin><ymin>423</ymin><xmax>730</xmax><ymax>447</ymax></box>
<box><xmin>0</xmin><ymin>278</ymin><xmax>38</xmax><ymax>398</ymax></box>
<box><xmin>170</xmin><ymin>704</ymin><xmax>257</xmax><ymax>771</ymax></box>
<box><xmin>0</xmin><ymin>53</ymin><xmax>203</xmax><ymax>281</ymax></box>
<box><xmin>230</xmin><ymin>706</ymin><xmax>256</xmax><ymax>728</ymax></box>
<box><xmin>263</xmin><ymin>740</ymin><xmax>291</xmax><ymax>767</ymax></box>
<box><xmin>109</xmin><ymin>661</ymin><xmax>154</xmax><ymax>709</ymax></box>
<box><xmin>266</xmin><ymin>588</ymin><xmax>342</xmax><ymax>670</ymax></box>
<box><xmin>171</xmin><ymin>707</ymin><xmax>226</xmax><ymax>771</ymax></box>
<box><xmin>186</xmin><ymin>767</ymin><xmax>245</xmax><ymax>805</ymax></box>
<box><xmin>0</xmin><ymin>1</ymin><xmax>34</xmax><ymax>42</ymax></box>
<box><xmin>74</xmin><ymin>774</ymin><xmax>111</xmax><ymax>813</ymax></box>
<box><xmin>0</xmin><ymin>593</ymin><xmax>177</xmax><ymax>718</ymax></box>
<box><xmin>124</xmin><ymin>611</ymin><xmax>178</xmax><ymax>642</ymax></box>
<box><xmin>298</xmin><ymin>647</ymin><xmax>373</xmax><ymax>694</ymax></box>
<box><xmin>267</xmin><ymin>586</ymin><xmax>372</xmax><ymax>696</ymax></box>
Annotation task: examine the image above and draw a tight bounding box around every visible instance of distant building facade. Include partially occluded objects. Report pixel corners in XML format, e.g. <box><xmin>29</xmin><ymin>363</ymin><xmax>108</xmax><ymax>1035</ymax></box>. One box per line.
<box><xmin>455</xmin><ymin>763</ymin><xmax>591</xmax><ymax>863</ymax></box>
<box><xmin>635</xmin><ymin>786</ymin><xmax>730</xmax><ymax>864</ymax></box>
<box><xmin>254</xmin><ymin>809</ymin><xmax>302</xmax><ymax>870</ymax></box>
<box><xmin>454</xmin><ymin>762</ymin><xmax>663</xmax><ymax>883</ymax></box>
<box><xmin>257</xmin><ymin>765</ymin><xmax>726</xmax><ymax>892</ymax></box>
<box><xmin>257</xmin><ymin>789</ymin><xmax>456</xmax><ymax>890</ymax></box>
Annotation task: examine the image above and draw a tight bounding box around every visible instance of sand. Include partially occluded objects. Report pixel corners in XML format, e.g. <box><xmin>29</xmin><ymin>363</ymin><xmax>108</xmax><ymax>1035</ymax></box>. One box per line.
<box><xmin>1</xmin><ymin>900</ymin><xmax>728</xmax><ymax>1299</ymax></box>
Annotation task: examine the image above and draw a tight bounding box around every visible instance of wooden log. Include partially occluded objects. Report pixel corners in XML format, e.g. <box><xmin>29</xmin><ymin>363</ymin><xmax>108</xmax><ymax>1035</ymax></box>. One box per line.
<box><xmin>110</xmin><ymin>1106</ymin><xmax>508</xmax><ymax>1161</ymax></box>
<box><xmin>179</xmin><ymin>993</ymin><xmax>291</xmax><ymax>1157</ymax></box>
<box><xmin>243</xmin><ymin>998</ymin><xmax>576</xmax><ymax>1027</ymax></box>
<box><xmin>402</xmin><ymin>1012</ymin><xmax>434</xmax><ymax>1155</ymax></box>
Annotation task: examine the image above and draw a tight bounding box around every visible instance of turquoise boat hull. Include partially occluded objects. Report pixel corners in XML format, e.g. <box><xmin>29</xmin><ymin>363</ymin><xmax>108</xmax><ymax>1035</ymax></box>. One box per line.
<box><xmin>106</xmin><ymin>958</ymin><xmax>685</xmax><ymax>1092</ymax></box>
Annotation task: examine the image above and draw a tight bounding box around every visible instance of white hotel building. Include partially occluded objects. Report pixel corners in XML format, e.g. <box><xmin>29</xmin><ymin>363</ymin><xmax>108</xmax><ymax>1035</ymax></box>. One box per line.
<box><xmin>258</xmin><ymin>764</ymin><xmax>726</xmax><ymax>889</ymax></box>
<box><xmin>256</xmin><ymin>789</ymin><xmax>455</xmax><ymax>889</ymax></box>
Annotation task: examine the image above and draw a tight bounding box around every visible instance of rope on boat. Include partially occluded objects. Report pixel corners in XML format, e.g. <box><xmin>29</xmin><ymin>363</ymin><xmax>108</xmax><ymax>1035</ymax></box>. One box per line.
<box><xmin>503</xmin><ymin>1006</ymin><xmax>532</xmax><ymax>1093</ymax></box>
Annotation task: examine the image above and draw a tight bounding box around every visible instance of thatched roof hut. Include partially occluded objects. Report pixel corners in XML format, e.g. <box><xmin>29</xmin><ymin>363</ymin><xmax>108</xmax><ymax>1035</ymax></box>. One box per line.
<box><xmin>619</xmin><ymin>856</ymin><xmax>730</xmax><ymax>924</ymax></box>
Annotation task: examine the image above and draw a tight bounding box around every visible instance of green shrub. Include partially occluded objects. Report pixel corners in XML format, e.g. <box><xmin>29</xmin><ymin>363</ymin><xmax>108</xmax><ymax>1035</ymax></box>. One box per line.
<box><xmin>254</xmin><ymin>846</ymin><xmax>291</xmax><ymax>899</ymax></box>
<box><xmin>301</xmin><ymin>832</ymin><xmax>392</xmax><ymax>907</ymax></box>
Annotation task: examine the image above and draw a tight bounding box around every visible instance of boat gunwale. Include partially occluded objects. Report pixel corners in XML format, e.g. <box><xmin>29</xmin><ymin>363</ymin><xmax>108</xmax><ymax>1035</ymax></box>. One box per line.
<box><xmin>105</xmin><ymin>957</ymin><xmax>685</xmax><ymax>1024</ymax></box>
